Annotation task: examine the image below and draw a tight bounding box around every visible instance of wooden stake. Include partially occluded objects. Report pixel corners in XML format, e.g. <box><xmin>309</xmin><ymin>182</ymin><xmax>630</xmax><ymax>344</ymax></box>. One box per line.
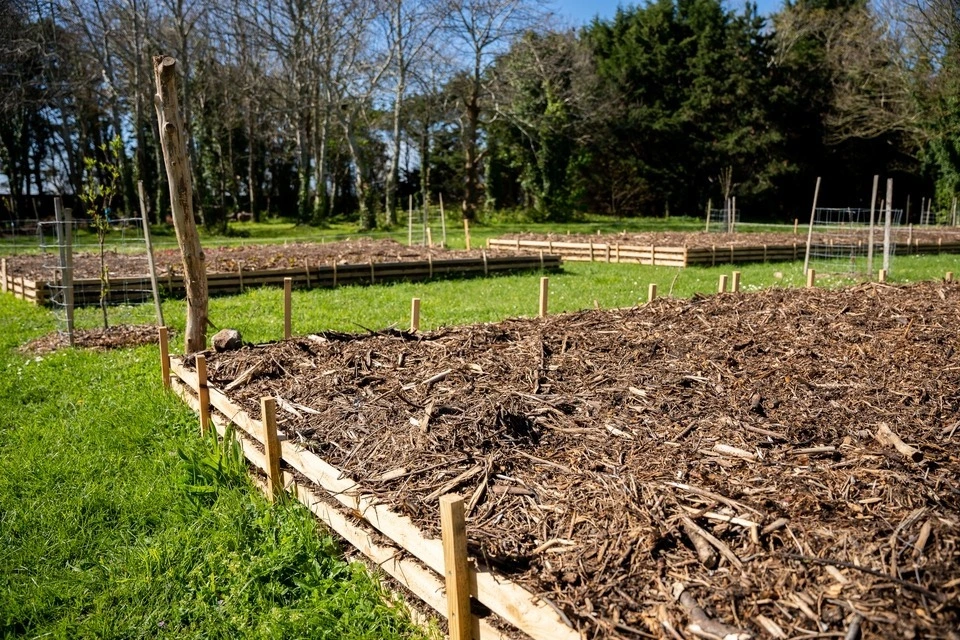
<box><xmin>539</xmin><ymin>277</ymin><xmax>549</xmax><ymax>317</ymax></box>
<box><xmin>806</xmin><ymin>269</ymin><xmax>816</xmax><ymax>288</ymax></box>
<box><xmin>426</xmin><ymin>227</ymin><xmax>433</xmax><ymax>248</ymax></box>
<box><xmin>718</xmin><ymin>274</ymin><xmax>728</xmax><ymax>293</ymax></box>
<box><xmin>731</xmin><ymin>196</ymin><xmax>737</xmax><ymax>233</ymax></box>
<box><xmin>283</xmin><ymin>277</ymin><xmax>292</xmax><ymax>339</ymax></box>
<box><xmin>411</xmin><ymin>297</ymin><xmax>421</xmax><ymax>332</ymax></box>
<box><xmin>439</xmin><ymin>193</ymin><xmax>447</xmax><ymax>247</ymax></box>
<box><xmin>407</xmin><ymin>195</ymin><xmax>414</xmax><ymax>247</ymax></box>
<box><xmin>732</xmin><ymin>271</ymin><xmax>741</xmax><ymax>293</ymax></box>
<box><xmin>648</xmin><ymin>283</ymin><xmax>657</xmax><ymax>302</ymax></box>
<box><xmin>260</xmin><ymin>396</ymin><xmax>283</xmax><ymax>501</ymax></box>
<box><xmin>952</xmin><ymin>198</ymin><xmax>957</xmax><ymax>227</ymax></box>
<box><xmin>803</xmin><ymin>177</ymin><xmax>821</xmax><ymax>275</ymax></box>
<box><xmin>867</xmin><ymin>175</ymin><xmax>878</xmax><ymax>277</ymax></box>
<box><xmin>945</xmin><ymin>272</ymin><xmax>953</xmax><ymax>282</ymax></box>
<box><xmin>304</xmin><ymin>258</ymin><xmax>311</xmax><ymax>288</ymax></box>
<box><xmin>793</xmin><ymin>219</ymin><xmax>798</xmax><ymax>235</ymax></box>
<box><xmin>705</xmin><ymin>198</ymin><xmax>711</xmax><ymax>233</ymax></box>
<box><xmin>158</xmin><ymin>326</ymin><xmax>170</xmax><ymax>388</ymax></box>
<box><xmin>463</xmin><ymin>217</ymin><xmax>471</xmax><ymax>251</ymax></box>
<box><xmin>883</xmin><ymin>179</ymin><xmax>893</xmax><ymax>273</ymax></box>
<box><xmin>54</xmin><ymin>198</ymin><xmax>75</xmax><ymax>345</ymax></box>
<box><xmin>439</xmin><ymin>494</ymin><xmax>473</xmax><ymax>640</ymax></box>
<box><xmin>196</xmin><ymin>354</ymin><xmax>211</xmax><ymax>435</ymax></box>
<box><xmin>879</xmin><ymin>269</ymin><xmax>887</xmax><ymax>283</ymax></box>
<box><xmin>138</xmin><ymin>180</ymin><xmax>164</xmax><ymax>326</ymax></box>
<box><xmin>0</xmin><ymin>257</ymin><xmax>6</xmax><ymax>293</ymax></box>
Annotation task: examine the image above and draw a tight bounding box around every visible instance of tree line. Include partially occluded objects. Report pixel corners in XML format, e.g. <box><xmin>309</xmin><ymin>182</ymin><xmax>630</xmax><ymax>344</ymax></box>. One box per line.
<box><xmin>1</xmin><ymin>0</ymin><xmax>957</xmax><ymax>227</ymax></box>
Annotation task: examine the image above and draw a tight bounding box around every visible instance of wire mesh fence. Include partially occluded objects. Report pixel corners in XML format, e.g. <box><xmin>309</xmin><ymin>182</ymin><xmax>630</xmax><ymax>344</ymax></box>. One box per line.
<box><xmin>806</xmin><ymin>206</ymin><xmax>904</xmax><ymax>278</ymax></box>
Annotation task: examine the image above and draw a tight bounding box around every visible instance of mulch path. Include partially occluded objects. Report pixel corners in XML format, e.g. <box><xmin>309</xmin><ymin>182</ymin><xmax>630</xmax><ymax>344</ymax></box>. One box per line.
<box><xmin>194</xmin><ymin>282</ymin><xmax>960</xmax><ymax>639</ymax></box>
<box><xmin>500</xmin><ymin>229</ymin><xmax>960</xmax><ymax>248</ymax></box>
<box><xmin>2</xmin><ymin>238</ymin><xmax>519</xmax><ymax>280</ymax></box>
<box><xmin>20</xmin><ymin>324</ymin><xmax>164</xmax><ymax>354</ymax></box>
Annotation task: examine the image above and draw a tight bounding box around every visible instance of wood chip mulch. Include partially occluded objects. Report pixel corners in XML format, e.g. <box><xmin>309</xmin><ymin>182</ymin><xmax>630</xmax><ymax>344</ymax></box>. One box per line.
<box><xmin>195</xmin><ymin>282</ymin><xmax>960</xmax><ymax>639</ymax></box>
<box><xmin>20</xmin><ymin>324</ymin><xmax>165</xmax><ymax>354</ymax></box>
<box><xmin>2</xmin><ymin>238</ymin><xmax>520</xmax><ymax>280</ymax></box>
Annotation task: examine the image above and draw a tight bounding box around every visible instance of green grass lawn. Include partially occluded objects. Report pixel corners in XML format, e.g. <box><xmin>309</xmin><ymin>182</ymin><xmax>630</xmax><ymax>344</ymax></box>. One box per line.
<box><xmin>0</xmin><ymin>295</ymin><xmax>426</xmax><ymax>639</ymax></box>
<box><xmin>2</xmin><ymin>215</ymin><xmax>957</xmax><ymax>639</ymax></box>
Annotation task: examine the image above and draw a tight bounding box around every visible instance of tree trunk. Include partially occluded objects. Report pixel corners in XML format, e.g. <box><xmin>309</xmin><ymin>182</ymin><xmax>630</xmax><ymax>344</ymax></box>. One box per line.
<box><xmin>462</xmin><ymin>68</ymin><xmax>481</xmax><ymax>221</ymax></box>
<box><xmin>154</xmin><ymin>55</ymin><xmax>208</xmax><ymax>354</ymax></box>
<box><xmin>385</xmin><ymin>2</ymin><xmax>405</xmax><ymax>227</ymax></box>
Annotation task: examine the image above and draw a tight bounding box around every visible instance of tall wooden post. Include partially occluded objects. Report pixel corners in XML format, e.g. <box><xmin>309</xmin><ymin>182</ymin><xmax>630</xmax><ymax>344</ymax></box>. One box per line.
<box><xmin>867</xmin><ymin>175</ymin><xmax>878</xmax><ymax>277</ymax></box>
<box><xmin>539</xmin><ymin>277</ymin><xmax>549</xmax><ymax>317</ymax></box>
<box><xmin>283</xmin><ymin>277</ymin><xmax>292</xmax><ymax>339</ymax></box>
<box><xmin>803</xmin><ymin>177</ymin><xmax>821</xmax><ymax>275</ymax></box>
<box><xmin>463</xmin><ymin>217</ymin><xmax>472</xmax><ymax>251</ymax></box>
<box><xmin>158</xmin><ymin>326</ymin><xmax>170</xmax><ymax>388</ymax></box>
<box><xmin>439</xmin><ymin>193</ymin><xmax>447</xmax><ymax>247</ymax></box>
<box><xmin>139</xmin><ymin>180</ymin><xmax>164</xmax><ymax>326</ymax></box>
<box><xmin>260</xmin><ymin>397</ymin><xmax>283</xmax><ymax>501</ymax></box>
<box><xmin>407</xmin><ymin>195</ymin><xmax>414</xmax><ymax>247</ymax></box>
<box><xmin>54</xmin><ymin>197</ymin><xmax>75</xmax><ymax>346</ymax></box>
<box><xmin>883</xmin><ymin>179</ymin><xmax>893</xmax><ymax>273</ymax></box>
<box><xmin>154</xmin><ymin>55</ymin><xmax>208</xmax><ymax>354</ymax></box>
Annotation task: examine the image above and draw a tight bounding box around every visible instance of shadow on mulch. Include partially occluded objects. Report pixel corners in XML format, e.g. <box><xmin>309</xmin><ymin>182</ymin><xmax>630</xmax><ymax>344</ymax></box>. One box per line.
<box><xmin>19</xmin><ymin>324</ymin><xmax>167</xmax><ymax>354</ymax></box>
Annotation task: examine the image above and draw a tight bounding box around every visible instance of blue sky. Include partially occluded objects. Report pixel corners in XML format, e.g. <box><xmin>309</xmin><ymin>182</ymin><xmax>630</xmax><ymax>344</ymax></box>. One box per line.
<box><xmin>551</xmin><ymin>0</ymin><xmax>784</xmax><ymax>26</ymax></box>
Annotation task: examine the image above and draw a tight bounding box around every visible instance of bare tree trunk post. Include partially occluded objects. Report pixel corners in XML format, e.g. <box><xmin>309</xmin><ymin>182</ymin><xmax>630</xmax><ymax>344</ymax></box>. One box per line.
<box><xmin>138</xmin><ymin>181</ymin><xmax>165</xmax><ymax>326</ymax></box>
<box><xmin>883</xmin><ymin>179</ymin><xmax>893</xmax><ymax>273</ymax></box>
<box><xmin>154</xmin><ymin>55</ymin><xmax>208</xmax><ymax>354</ymax></box>
<box><xmin>803</xmin><ymin>177</ymin><xmax>822</xmax><ymax>275</ymax></box>
<box><xmin>867</xmin><ymin>175</ymin><xmax>878</xmax><ymax>278</ymax></box>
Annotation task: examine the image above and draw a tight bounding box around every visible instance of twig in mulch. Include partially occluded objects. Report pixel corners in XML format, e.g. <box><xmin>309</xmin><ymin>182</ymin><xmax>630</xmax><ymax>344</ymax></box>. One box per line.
<box><xmin>779</xmin><ymin>553</ymin><xmax>945</xmax><ymax>602</ymax></box>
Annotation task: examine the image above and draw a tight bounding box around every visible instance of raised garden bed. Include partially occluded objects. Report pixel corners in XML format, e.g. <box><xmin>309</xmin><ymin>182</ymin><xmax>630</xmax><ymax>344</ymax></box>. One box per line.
<box><xmin>169</xmin><ymin>281</ymin><xmax>960</xmax><ymax>639</ymax></box>
<box><xmin>488</xmin><ymin>230</ymin><xmax>960</xmax><ymax>266</ymax></box>
<box><xmin>0</xmin><ymin>238</ymin><xmax>559</xmax><ymax>305</ymax></box>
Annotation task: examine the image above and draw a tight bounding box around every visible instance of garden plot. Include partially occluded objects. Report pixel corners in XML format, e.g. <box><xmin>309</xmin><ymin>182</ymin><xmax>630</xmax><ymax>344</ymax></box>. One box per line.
<box><xmin>188</xmin><ymin>282</ymin><xmax>960</xmax><ymax>638</ymax></box>
<box><xmin>489</xmin><ymin>230</ymin><xmax>960</xmax><ymax>266</ymax></box>
<box><xmin>1</xmin><ymin>238</ymin><xmax>558</xmax><ymax>304</ymax></box>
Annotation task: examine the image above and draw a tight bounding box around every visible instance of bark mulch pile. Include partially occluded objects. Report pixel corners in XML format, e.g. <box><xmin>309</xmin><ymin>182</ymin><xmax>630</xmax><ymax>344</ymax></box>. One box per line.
<box><xmin>20</xmin><ymin>324</ymin><xmax>165</xmax><ymax>354</ymax></box>
<box><xmin>194</xmin><ymin>282</ymin><xmax>960</xmax><ymax>639</ymax></box>
<box><xmin>2</xmin><ymin>238</ymin><xmax>521</xmax><ymax>280</ymax></box>
<box><xmin>499</xmin><ymin>229</ymin><xmax>960</xmax><ymax>249</ymax></box>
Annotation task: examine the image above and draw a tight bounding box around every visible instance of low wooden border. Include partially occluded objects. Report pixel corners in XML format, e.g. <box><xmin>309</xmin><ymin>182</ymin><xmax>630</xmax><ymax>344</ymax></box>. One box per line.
<box><xmin>487</xmin><ymin>238</ymin><xmax>960</xmax><ymax>267</ymax></box>
<box><xmin>1</xmin><ymin>254</ymin><xmax>561</xmax><ymax>307</ymax></box>
<box><xmin>166</xmin><ymin>356</ymin><xmax>580</xmax><ymax>640</ymax></box>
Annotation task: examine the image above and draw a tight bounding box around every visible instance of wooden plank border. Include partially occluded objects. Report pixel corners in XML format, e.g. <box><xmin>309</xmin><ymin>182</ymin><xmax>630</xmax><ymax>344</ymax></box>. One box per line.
<box><xmin>168</xmin><ymin>358</ymin><xmax>580</xmax><ymax>640</ymax></box>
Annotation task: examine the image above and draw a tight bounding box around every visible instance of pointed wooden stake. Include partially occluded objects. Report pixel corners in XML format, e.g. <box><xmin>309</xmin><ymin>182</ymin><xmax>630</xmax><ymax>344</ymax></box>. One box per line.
<box><xmin>440</xmin><ymin>495</ymin><xmax>472</xmax><ymax>640</ymax></box>
<box><xmin>283</xmin><ymin>277</ymin><xmax>292</xmax><ymax>340</ymax></box>
<box><xmin>411</xmin><ymin>297</ymin><xmax>421</xmax><ymax>332</ymax></box>
<box><xmin>648</xmin><ymin>283</ymin><xmax>657</xmax><ymax>302</ymax></box>
<box><xmin>196</xmin><ymin>354</ymin><xmax>210</xmax><ymax>435</ymax></box>
<box><xmin>806</xmin><ymin>269</ymin><xmax>816</xmax><ymax>288</ymax></box>
<box><xmin>260</xmin><ymin>396</ymin><xmax>282</xmax><ymax>501</ymax></box>
<box><xmin>158</xmin><ymin>326</ymin><xmax>170</xmax><ymax>388</ymax></box>
<box><xmin>732</xmin><ymin>271</ymin><xmax>741</xmax><ymax>293</ymax></box>
<box><xmin>539</xmin><ymin>277</ymin><xmax>549</xmax><ymax>317</ymax></box>
<box><xmin>718</xmin><ymin>274</ymin><xmax>728</xmax><ymax>293</ymax></box>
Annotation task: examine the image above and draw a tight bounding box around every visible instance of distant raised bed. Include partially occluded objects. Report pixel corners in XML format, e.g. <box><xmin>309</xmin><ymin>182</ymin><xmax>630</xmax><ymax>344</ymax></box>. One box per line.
<box><xmin>488</xmin><ymin>229</ymin><xmax>960</xmax><ymax>266</ymax></box>
<box><xmin>169</xmin><ymin>281</ymin><xmax>960</xmax><ymax>639</ymax></box>
<box><xmin>0</xmin><ymin>238</ymin><xmax>559</xmax><ymax>306</ymax></box>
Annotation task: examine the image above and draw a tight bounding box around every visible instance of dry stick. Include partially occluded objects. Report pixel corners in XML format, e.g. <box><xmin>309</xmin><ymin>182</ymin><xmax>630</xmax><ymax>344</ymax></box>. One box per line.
<box><xmin>704</xmin><ymin>198</ymin><xmax>711</xmax><ymax>233</ymax></box>
<box><xmin>539</xmin><ymin>277</ymin><xmax>549</xmax><ymax>317</ymax></box>
<box><xmin>803</xmin><ymin>176</ymin><xmax>822</xmax><ymax>275</ymax></box>
<box><xmin>283</xmin><ymin>277</ymin><xmax>292</xmax><ymax>340</ymax></box>
<box><xmin>260</xmin><ymin>396</ymin><xmax>283</xmax><ymax>501</ymax></box>
<box><xmin>439</xmin><ymin>193</ymin><xmax>447</xmax><ymax>247</ymax></box>
<box><xmin>648</xmin><ymin>283</ymin><xmax>658</xmax><ymax>302</ymax></box>
<box><xmin>463</xmin><ymin>217</ymin><xmax>472</xmax><ymax>251</ymax></box>
<box><xmin>680</xmin><ymin>518</ymin><xmax>718</xmax><ymax>569</ymax></box>
<box><xmin>732</xmin><ymin>271</ymin><xmax>741</xmax><ymax>293</ymax></box>
<box><xmin>879</xmin><ymin>269</ymin><xmax>887</xmax><ymax>283</ymax></box>
<box><xmin>876</xmin><ymin>423</ymin><xmax>923</xmax><ymax>462</ymax></box>
<box><xmin>196</xmin><ymin>354</ymin><xmax>211</xmax><ymax>435</ymax></box>
<box><xmin>883</xmin><ymin>179</ymin><xmax>893</xmax><ymax>272</ymax></box>
<box><xmin>158</xmin><ymin>326</ymin><xmax>171</xmax><ymax>388</ymax></box>
<box><xmin>138</xmin><ymin>181</ymin><xmax>164</xmax><ymax>326</ymax></box>
<box><xmin>867</xmin><ymin>175</ymin><xmax>878</xmax><ymax>278</ymax></box>
<box><xmin>410</xmin><ymin>297</ymin><xmax>421</xmax><ymax>332</ymax></box>
<box><xmin>718</xmin><ymin>274</ymin><xmax>728</xmax><ymax>293</ymax></box>
<box><xmin>678</xmin><ymin>588</ymin><xmax>749</xmax><ymax>640</ymax></box>
<box><xmin>806</xmin><ymin>268</ymin><xmax>816</xmax><ymax>288</ymax></box>
<box><xmin>780</xmin><ymin>553</ymin><xmax>944</xmax><ymax>602</ymax></box>
<box><xmin>440</xmin><ymin>495</ymin><xmax>473</xmax><ymax>640</ymax></box>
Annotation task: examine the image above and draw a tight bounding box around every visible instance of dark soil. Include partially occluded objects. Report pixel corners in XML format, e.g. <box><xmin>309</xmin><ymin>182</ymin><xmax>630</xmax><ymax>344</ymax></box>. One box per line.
<box><xmin>2</xmin><ymin>238</ymin><xmax>521</xmax><ymax>280</ymax></box>
<box><xmin>501</xmin><ymin>229</ymin><xmax>960</xmax><ymax>248</ymax></box>
<box><xmin>196</xmin><ymin>282</ymin><xmax>960</xmax><ymax>639</ymax></box>
<box><xmin>21</xmin><ymin>324</ymin><xmax>164</xmax><ymax>354</ymax></box>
